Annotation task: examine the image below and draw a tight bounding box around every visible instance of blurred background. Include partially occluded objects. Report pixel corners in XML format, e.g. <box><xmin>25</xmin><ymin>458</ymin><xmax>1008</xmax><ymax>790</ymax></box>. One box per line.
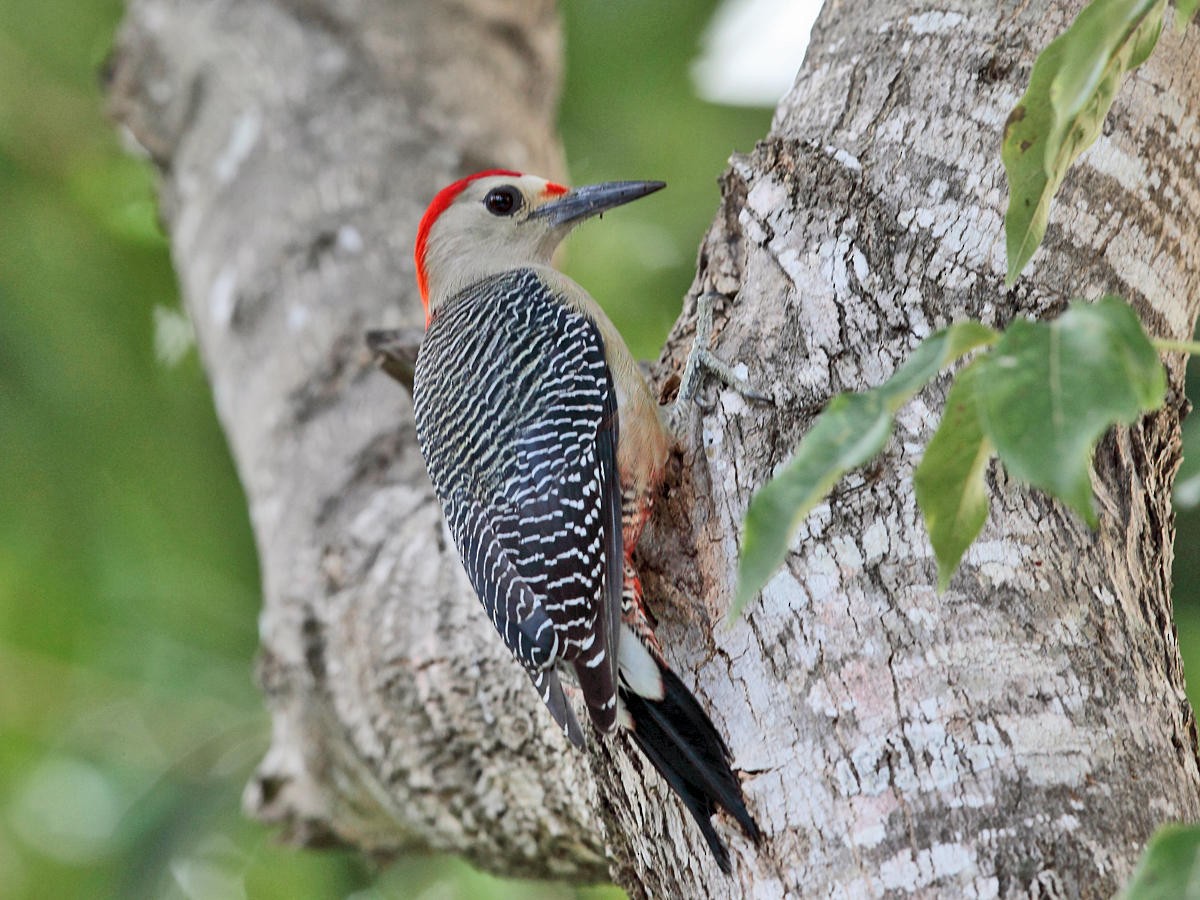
<box><xmin>1</xmin><ymin>0</ymin><xmax>1195</xmax><ymax>898</ymax></box>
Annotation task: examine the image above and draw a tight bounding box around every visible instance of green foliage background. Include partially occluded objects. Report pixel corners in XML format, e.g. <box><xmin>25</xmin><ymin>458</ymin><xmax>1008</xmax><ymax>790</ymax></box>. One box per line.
<box><xmin>2</xmin><ymin>0</ymin><xmax>1197</xmax><ymax>898</ymax></box>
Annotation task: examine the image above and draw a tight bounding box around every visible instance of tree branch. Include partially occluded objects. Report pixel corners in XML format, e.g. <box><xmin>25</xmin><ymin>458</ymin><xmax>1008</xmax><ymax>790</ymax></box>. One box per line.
<box><xmin>108</xmin><ymin>0</ymin><xmax>1200</xmax><ymax>895</ymax></box>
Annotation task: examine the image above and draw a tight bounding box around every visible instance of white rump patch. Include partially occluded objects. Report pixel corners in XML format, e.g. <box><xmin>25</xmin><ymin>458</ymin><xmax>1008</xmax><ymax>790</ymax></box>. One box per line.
<box><xmin>618</xmin><ymin>624</ymin><xmax>664</xmax><ymax>700</ymax></box>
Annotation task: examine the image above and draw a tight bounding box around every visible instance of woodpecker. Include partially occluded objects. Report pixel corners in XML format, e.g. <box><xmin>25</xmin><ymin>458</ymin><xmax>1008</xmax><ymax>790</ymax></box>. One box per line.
<box><xmin>405</xmin><ymin>169</ymin><xmax>760</xmax><ymax>872</ymax></box>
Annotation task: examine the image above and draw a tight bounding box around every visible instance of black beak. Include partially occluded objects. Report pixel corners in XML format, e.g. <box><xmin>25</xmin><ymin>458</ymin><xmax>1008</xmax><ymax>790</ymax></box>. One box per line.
<box><xmin>532</xmin><ymin>180</ymin><xmax>666</xmax><ymax>227</ymax></box>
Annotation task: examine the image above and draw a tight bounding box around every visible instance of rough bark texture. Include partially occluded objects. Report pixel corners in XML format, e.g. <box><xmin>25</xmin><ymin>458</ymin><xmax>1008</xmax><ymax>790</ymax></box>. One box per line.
<box><xmin>106</xmin><ymin>0</ymin><xmax>598</xmax><ymax>880</ymax></box>
<box><xmin>109</xmin><ymin>0</ymin><xmax>1200</xmax><ymax>897</ymax></box>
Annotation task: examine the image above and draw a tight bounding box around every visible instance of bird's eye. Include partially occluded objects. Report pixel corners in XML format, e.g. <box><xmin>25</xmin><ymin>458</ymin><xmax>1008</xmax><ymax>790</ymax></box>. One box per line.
<box><xmin>483</xmin><ymin>186</ymin><xmax>522</xmax><ymax>217</ymax></box>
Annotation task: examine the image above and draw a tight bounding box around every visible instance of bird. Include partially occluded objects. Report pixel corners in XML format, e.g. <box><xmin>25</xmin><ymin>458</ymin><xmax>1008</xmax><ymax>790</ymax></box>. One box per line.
<box><xmin>399</xmin><ymin>168</ymin><xmax>760</xmax><ymax>872</ymax></box>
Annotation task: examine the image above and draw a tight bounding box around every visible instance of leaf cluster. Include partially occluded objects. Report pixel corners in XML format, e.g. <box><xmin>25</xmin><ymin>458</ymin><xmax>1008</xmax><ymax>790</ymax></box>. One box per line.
<box><xmin>734</xmin><ymin>0</ymin><xmax>1198</xmax><ymax>609</ymax></box>
<box><xmin>734</xmin><ymin>299</ymin><xmax>1165</xmax><ymax>612</ymax></box>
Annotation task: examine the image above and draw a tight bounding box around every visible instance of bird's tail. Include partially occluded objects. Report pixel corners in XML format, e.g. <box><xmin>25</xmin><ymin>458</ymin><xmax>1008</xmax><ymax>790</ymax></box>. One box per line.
<box><xmin>619</xmin><ymin>658</ymin><xmax>761</xmax><ymax>874</ymax></box>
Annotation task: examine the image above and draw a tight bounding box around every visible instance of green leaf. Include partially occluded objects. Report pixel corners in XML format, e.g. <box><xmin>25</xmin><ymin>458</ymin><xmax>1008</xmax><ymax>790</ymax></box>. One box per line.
<box><xmin>881</xmin><ymin>321</ymin><xmax>999</xmax><ymax>403</ymax></box>
<box><xmin>1003</xmin><ymin>0</ymin><xmax>1167</xmax><ymax>284</ymax></box>
<box><xmin>732</xmin><ymin>322</ymin><xmax>998</xmax><ymax>616</ymax></box>
<box><xmin>1120</xmin><ymin>823</ymin><xmax>1200</xmax><ymax>900</ymax></box>
<box><xmin>914</xmin><ymin>361</ymin><xmax>994</xmax><ymax>590</ymax></box>
<box><xmin>735</xmin><ymin>391</ymin><xmax>891</xmax><ymax>618</ymax></box>
<box><xmin>1177</xmin><ymin>0</ymin><xmax>1199</xmax><ymax>31</ymax></box>
<box><xmin>973</xmin><ymin>297</ymin><xmax>1166</xmax><ymax>526</ymax></box>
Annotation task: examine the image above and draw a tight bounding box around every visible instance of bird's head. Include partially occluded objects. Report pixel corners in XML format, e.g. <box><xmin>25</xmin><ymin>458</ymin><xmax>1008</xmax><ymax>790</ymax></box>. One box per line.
<box><xmin>414</xmin><ymin>169</ymin><xmax>665</xmax><ymax>324</ymax></box>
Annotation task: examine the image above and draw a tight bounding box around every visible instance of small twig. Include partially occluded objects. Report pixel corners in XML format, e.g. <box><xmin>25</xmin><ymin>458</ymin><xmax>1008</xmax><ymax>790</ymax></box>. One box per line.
<box><xmin>366</xmin><ymin>327</ymin><xmax>425</xmax><ymax>396</ymax></box>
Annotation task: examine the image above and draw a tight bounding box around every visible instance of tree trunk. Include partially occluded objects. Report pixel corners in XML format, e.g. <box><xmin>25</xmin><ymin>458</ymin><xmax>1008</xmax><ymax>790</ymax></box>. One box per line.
<box><xmin>108</xmin><ymin>0</ymin><xmax>1200</xmax><ymax>897</ymax></box>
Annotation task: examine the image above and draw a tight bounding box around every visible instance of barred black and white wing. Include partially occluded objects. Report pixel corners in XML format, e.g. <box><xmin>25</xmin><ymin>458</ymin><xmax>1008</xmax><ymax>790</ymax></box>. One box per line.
<box><xmin>413</xmin><ymin>268</ymin><xmax>623</xmax><ymax>746</ymax></box>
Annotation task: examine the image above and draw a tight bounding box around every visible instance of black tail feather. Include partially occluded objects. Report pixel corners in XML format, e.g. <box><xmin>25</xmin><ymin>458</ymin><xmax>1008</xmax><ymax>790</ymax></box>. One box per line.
<box><xmin>621</xmin><ymin>665</ymin><xmax>761</xmax><ymax>873</ymax></box>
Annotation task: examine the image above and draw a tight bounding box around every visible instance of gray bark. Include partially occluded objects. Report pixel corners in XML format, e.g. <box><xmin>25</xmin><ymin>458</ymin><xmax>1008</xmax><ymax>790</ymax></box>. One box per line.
<box><xmin>109</xmin><ymin>0</ymin><xmax>1200</xmax><ymax>897</ymax></box>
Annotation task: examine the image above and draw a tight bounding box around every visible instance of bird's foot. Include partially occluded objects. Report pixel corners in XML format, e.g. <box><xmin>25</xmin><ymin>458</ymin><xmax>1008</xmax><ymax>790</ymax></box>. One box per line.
<box><xmin>668</xmin><ymin>291</ymin><xmax>768</xmax><ymax>433</ymax></box>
